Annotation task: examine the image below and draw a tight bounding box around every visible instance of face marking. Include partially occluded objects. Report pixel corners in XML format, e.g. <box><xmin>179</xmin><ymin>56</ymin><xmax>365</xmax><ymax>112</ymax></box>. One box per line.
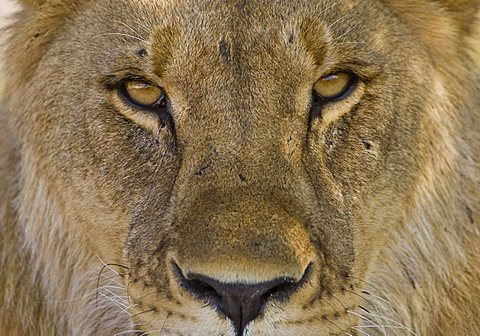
<box><xmin>219</xmin><ymin>38</ymin><xmax>232</xmax><ymax>63</ymax></box>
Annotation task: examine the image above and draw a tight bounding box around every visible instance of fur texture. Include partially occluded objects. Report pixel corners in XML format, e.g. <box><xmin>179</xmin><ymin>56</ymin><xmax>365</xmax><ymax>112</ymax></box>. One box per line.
<box><xmin>1</xmin><ymin>0</ymin><xmax>479</xmax><ymax>335</ymax></box>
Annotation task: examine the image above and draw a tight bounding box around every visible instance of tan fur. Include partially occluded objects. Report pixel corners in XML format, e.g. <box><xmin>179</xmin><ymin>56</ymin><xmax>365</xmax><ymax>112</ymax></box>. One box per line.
<box><xmin>1</xmin><ymin>0</ymin><xmax>479</xmax><ymax>335</ymax></box>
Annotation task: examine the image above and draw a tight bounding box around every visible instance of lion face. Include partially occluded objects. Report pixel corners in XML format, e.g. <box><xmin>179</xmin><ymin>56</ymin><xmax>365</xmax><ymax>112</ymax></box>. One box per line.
<box><xmin>7</xmin><ymin>0</ymin><xmax>475</xmax><ymax>335</ymax></box>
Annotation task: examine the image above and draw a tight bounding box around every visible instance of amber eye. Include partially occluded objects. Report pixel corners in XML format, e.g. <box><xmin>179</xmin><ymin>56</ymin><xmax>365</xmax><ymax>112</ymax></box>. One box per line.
<box><xmin>313</xmin><ymin>72</ymin><xmax>355</xmax><ymax>102</ymax></box>
<box><xmin>120</xmin><ymin>80</ymin><xmax>166</xmax><ymax>109</ymax></box>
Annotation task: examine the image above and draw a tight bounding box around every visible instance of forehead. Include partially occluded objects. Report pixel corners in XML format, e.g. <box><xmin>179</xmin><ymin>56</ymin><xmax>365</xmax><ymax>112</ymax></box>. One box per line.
<box><xmin>91</xmin><ymin>0</ymin><xmax>388</xmax><ymax>63</ymax></box>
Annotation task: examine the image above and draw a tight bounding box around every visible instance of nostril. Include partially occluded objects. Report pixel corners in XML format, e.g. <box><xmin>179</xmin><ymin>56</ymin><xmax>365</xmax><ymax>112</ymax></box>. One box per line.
<box><xmin>186</xmin><ymin>278</ymin><xmax>220</xmax><ymax>301</ymax></box>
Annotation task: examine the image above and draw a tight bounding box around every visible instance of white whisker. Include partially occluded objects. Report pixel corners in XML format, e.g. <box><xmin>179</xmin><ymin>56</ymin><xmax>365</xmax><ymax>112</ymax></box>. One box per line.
<box><xmin>91</xmin><ymin>33</ymin><xmax>149</xmax><ymax>44</ymax></box>
<box><xmin>114</xmin><ymin>330</ymin><xmax>145</xmax><ymax>336</ymax></box>
<box><xmin>113</xmin><ymin>19</ymin><xmax>147</xmax><ymax>40</ymax></box>
<box><xmin>351</xmin><ymin>326</ymin><xmax>373</xmax><ymax>336</ymax></box>
<box><xmin>98</xmin><ymin>293</ymin><xmax>129</xmax><ymax>309</ymax></box>
<box><xmin>360</xmin><ymin>311</ymin><xmax>417</xmax><ymax>336</ymax></box>
<box><xmin>347</xmin><ymin>310</ymin><xmax>386</xmax><ymax>336</ymax></box>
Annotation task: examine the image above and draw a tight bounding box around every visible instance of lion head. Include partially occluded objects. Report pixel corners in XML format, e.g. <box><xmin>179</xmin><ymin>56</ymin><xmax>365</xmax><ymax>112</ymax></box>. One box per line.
<box><xmin>1</xmin><ymin>0</ymin><xmax>479</xmax><ymax>335</ymax></box>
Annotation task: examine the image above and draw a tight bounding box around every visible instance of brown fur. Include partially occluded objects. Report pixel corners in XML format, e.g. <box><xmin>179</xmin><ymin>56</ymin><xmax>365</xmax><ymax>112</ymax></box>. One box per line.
<box><xmin>1</xmin><ymin>0</ymin><xmax>479</xmax><ymax>335</ymax></box>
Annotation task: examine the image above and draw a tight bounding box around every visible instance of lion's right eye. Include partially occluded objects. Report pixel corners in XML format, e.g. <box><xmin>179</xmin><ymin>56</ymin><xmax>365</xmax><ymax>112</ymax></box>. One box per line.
<box><xmin>313</xmin><ymin>72</ymin><xmax>356</xmax><ymax>102</ymax></box>
<box><xmin>120</xmin><ymin>80</ymin><xmax>166</xmax><ymax>109</ymax></box>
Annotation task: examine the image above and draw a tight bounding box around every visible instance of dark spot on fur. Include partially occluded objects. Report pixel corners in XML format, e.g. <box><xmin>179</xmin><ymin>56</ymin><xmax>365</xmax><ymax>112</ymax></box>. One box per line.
<box><xmin>136</xmin><ymin>48</ymin><xmax>148</xmax><ymax>58</ymax></box>
<box><xmin>238</xmin><ymin>174</ymin><xmax>246</xmax><ymax>182</ymax></box>
<box><xmin>196</xmin><ymin>164</ymin><xmax>213</xmax><ymax>176</ymax></box>
<box><xmin>408</xmin><ymin>275</ymin><xmax>416</xmax><ymax>289</ymax></box>
<box><xmin>333</xmin><ymin>312</ymin><xmax>340</xmax><ymax>319</ymax></box>
<box><xmin>326</xmin><ymin>140</ymin><xmax>334</xmax><ymax>151</ymax></box>
<box><xmin>321</xmin><ymin>314</ymin><xmax>328</xmax><ymax>320</ymax></box>
<box><xmin>236</xmin><ymin>0</ymin><xmax>246</xmax><ymax>12</ymax></box>
<box><xmin>288</xmin><ymin>32</ymin><xmax>295</xmax><ymax>45</ymax></box>
<box><xmin>466</xmin><ymin>205</ymin><xmax>474</xmax><ymax>224</ymax></box>
<box><xmin>219</xmin><ymin>39</ymin><xmax>231</xmax><ymax>63</ymax></box>
<box><xmin>362</xmin><ymin>140</ymin><xmax>372</xmax><ymax>150</ymax></box>
<box><xmin>403</xmin><ymin>263</ymin><xmax>417</xmax><ymax>289</ymax></box>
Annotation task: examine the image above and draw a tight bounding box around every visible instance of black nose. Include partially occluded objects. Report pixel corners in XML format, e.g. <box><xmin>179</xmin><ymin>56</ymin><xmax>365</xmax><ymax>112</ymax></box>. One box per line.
<box><xmin>173</xmin><ymin>264</ymin><xmax>304</xmax><ymax>335</ymax></box>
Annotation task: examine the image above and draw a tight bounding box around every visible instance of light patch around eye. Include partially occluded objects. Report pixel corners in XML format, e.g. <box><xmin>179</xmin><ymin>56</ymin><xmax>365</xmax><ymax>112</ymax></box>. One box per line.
<box><xmin>123</xmin><ymin>80</ymin><xmax>164</xmax><ymax>108</ymax></box>
<box><xmin>314</xmin><ymin>72</ymin><xmax>352</xmax><ymax>100</ymax></box>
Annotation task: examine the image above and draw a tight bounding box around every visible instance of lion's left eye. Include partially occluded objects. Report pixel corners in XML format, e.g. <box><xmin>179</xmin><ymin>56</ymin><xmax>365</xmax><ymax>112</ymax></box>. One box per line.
<box><xmin>313</xmin><ymin>72</ymin><xmax>356</xmax><ymax>102</ymax></box>
<box><xmin>120</xmin><ymin>80</ymin><xmax>166</xmax><ymax>109</ymax></box>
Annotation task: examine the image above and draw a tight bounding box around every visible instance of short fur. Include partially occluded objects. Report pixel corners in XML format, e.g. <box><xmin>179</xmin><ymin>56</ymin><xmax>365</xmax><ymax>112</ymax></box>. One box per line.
<box><xmin>1</xmin><ymin>0</ymin><xmax>479</xmax><ymax>335</ymax></box>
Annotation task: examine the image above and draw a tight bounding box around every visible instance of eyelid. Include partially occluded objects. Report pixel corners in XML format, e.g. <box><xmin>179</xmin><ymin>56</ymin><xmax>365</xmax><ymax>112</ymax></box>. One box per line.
<box><xmin>100</xmin><ymin>69</ymin><xmax>161</xmax><ymax>91</ymax></box>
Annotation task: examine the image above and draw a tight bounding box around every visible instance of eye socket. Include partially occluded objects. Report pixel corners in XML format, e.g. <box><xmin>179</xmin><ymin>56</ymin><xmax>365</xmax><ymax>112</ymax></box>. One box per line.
<box><xmin>120</xmin><ymin>80</ymin><xmax>166</xmax><ymax>109</ymax></box>
<box><xmin>313</xmin><ymin>72</ymin><xmax>356</xmax><ymax>102</ymax></box>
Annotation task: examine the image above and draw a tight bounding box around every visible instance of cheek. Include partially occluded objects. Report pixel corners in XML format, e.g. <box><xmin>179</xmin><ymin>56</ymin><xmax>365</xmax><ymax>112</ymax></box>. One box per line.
<box><xmin>55</xmin><ymin>108</ymin><xmax>178</xmax><ymax>260</ymax></box>
<box><xmin>306</xmin><ymin>98</ymin><xmax>419</xmax><ymax>269</ymax></box>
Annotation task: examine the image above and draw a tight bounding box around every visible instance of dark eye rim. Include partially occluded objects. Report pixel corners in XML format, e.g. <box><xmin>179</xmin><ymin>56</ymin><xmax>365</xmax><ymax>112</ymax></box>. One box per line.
<box><xmin>118</xmin><ymin>79</ymin><xmax>167</xmax><ymax>111</ymax></box>
<box><xmin>312</xmin><ymin>71</ymin><xmax>359</xmax><ymax>104</ymax></box>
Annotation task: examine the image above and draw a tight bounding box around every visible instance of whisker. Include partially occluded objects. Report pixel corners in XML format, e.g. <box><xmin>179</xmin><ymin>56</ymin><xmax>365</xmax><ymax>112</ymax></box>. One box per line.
<box><xmin>347</xmin><ymin>310</ymin><xmax>385</xmax><ymax>335</ymax></box>
<box><xmin>98</xmin><ymin>284</ymin><xmax>126</xmax><ymax>291</ymax></box>
<box><xmin>98</xmin><ymin>293</ymin><xmax>129</xmax><ymax>309</ymax></box>
<box><xmin>92</xmin><ymin>32</ymin><xmax>149</xmax><ymax>44</ymax></box>
<box><xmin>114</xmin><ymin>304</ymin><xmax>137</xmax><ymax>327</ymax></box>
<box><xmin>323</xmin><ymin>317</ymin><xmax>346</xmax><ymax>334</ymax></box>
<box><xmin>95</xmin><ymin>256</ymin><xmax>129</xmax><ymax>306</ymax></box>
<box><xmin>113</xmin><ymin>20</ymin><xmax>147</xmax><ymax>40</ymax></box>
<box><xmin>345</xmin><ymin>290</ymin><xmax>386</xmax><ymax>334</ymax></box>
<box><xmin>114</xmin><ymin>330</ymin><xmax>145</xmax><ymax>336</ymax></box>
<box><xmin>131</xmin><ymin>308</ymin><xmax>157</xmax><ymax>319</ymax></box>
<box><xmin>359</xmin><ymin>311</ymin><xmax>417</xmax><ymax>336</ymax></box>
<box><xmin>100</xmin><ymin>287</ymin><xmax>129</xmax><ymax>300</ymax></box>
<box><xmin>361</xmin><ymin>290</ymin><xmax>394</xmax><ymax>308</ymax></box>
<box><xmin>358</xmin><ymin>324</ymin><xmax>416</xmax><ymax>330</ymax></box>
<box><xmin>348</xmin><ymin>276</ymin><xmax>394</xmax><ymax>307</ymax></box>
<box><xmin>145</xmin><ymin>312</ymin><xmax>171</xmax><ymax>336</ymax></box>
<box><xmin>96</xmin><ymin>255</ymin><xmax>129</xmax><ymax>273</ymax></box>
<box><xmin>332</xmin><ymin>294</ymin><xmax>354</xmax><ymax>329</ymax></box>
<box><xmin>159</xmin><ymin>312</ymin><xmax>170</xmax><ymax>336</ymax></box>
<box><xmin>351</xmin><ymin>326</ymin><xmax>372</xmax><ymax>336</ymax></box>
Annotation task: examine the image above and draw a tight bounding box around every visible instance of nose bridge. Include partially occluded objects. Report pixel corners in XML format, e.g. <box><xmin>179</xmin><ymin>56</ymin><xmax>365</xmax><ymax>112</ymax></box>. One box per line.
<box><xmin>180</xmin><ymin>85</ymin><xmax>303</xmax><ymax>190</ymax></box>
<box><xmin>170</xmin><ymin>54</ymin><xmax>316</xmax><ymax>281</ymax></box>
<box><xmin>173</xmin><ymin>191</ymin><xmax>315</xmax><ymax>282</ymax></box>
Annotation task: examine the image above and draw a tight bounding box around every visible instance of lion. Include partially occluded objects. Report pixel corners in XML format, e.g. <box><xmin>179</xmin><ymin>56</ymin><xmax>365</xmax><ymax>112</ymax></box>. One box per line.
<box><xmin>0</xmin><ymin>0</ymin><xmax>479</xmax><ymax>335</ymax></box>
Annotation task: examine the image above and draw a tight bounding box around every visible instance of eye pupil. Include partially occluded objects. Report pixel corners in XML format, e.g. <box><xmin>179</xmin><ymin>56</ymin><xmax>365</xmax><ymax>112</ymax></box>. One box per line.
<box><xmin>121</xmin><ymin>80</ymin><xmax>165</xmax><ymax>109</ymax></box>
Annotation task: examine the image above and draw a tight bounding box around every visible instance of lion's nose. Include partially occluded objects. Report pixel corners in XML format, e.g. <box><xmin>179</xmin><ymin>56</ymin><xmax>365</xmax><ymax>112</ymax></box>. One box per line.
<box><xmin>174</xmin><ymin>263</ymin><xmax>308</xmax><ymax>335</ymax></box>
